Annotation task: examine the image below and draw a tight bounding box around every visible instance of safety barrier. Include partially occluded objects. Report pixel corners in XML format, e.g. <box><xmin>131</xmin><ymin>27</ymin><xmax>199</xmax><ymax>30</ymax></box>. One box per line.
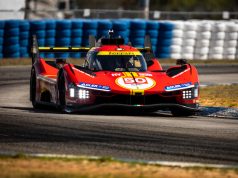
<box><xmin>0</xmin><ymin>19</ymin><xmax>237</xmax><ymax>59</ymax></box>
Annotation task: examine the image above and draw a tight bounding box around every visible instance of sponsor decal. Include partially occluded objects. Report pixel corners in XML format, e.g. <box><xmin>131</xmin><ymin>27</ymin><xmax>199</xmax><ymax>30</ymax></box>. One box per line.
<box><xmin>78</xmin><ymin>82</ymin><xmax>111</xmax><ymax>91</ymax></box>
<box><xmin>165</xmin><ymin>82</ymin><xmax>194</xmax><ymax>91</ymax></box>
<box><xmin>111</xmin><ymin>73</ymin><xmax>122</xmax><ymax>77</ymax></box>
<box><xmin>138</xmin><ymin>73</ymin><xmax>152</xmax><ymax>77</ymax></box>
<box><xmin>97</xmin><ymin>51</ymin><xmax>141</xmax><ymax>55</ymax></box>
<box><xmin>116</xmin><ymin>72</ymin><xmax>156</xmax><ymax>90</ymax></box>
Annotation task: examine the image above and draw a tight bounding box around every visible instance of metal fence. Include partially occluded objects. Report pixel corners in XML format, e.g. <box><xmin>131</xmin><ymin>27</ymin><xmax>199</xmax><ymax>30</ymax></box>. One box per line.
<box><xmin>1</xmin><ymin>9</ymin><xmax>238</xmax><ymax>20</ymax></box>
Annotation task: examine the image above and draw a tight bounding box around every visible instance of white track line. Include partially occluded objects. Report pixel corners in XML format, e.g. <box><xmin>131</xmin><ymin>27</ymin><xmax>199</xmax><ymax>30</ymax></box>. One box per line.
<box><xmin>0</xmin><ymin>152</ymin><xmax>237</xmax><ymax>169</ymax></box>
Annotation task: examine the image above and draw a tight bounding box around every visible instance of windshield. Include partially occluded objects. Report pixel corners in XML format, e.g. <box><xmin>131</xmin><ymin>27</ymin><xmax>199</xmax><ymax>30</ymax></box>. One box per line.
<box><xmin>91</xmin><ymin>54</ymin><xmax>147</xmax><ymax>72</ymax></box>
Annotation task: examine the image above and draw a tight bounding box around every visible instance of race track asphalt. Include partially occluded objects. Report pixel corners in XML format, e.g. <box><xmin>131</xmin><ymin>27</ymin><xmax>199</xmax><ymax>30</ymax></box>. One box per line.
<box><xmin>0</xmin><ymin>66</ymin><xmax>237</xmax><ymax>165</ymax></box>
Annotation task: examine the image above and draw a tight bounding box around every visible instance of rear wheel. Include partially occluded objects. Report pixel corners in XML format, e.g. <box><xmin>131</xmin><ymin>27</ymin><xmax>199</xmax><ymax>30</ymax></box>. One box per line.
<box><xmin>30</xmin><ymin>68</ymin><xmax>41</xmax><ymax>109</ymax></box>
<box><xmin>170</xmin><ymin>108</ymin><xmax>196</xmax><ymax>117</ymax></box>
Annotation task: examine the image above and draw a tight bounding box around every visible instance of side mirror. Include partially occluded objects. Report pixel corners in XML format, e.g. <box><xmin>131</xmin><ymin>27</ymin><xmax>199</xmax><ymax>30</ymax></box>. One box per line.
<box><xmin>176</xmin><ymin>59</ymin><xmax>188</xmax><ymax>65</ymax></box>
<box><xmin>56</xmin><ymin>58</ymin><xmax>67</xmax><ymax>68</ymax></box>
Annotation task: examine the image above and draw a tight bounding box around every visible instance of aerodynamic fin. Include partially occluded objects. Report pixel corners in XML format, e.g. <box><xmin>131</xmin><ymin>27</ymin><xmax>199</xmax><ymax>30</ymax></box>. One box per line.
<box><xmin>31</xmin><ymin>35</ymin><xmax>40</xmax><ymax>65</ymax></box>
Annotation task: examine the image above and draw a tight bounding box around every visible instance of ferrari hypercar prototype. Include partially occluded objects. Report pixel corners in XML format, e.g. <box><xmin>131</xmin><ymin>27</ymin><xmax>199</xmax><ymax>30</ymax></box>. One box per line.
<box><xmin>30</xmin><ymin>31</ymin><xmax>199</xmax><ymax>116</ymax></box>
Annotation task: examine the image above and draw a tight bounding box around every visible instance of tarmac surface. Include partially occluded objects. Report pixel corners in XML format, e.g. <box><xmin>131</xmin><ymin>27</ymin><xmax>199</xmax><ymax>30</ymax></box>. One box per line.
<box><xmin>0</xmin><ymin>65</ymin><xmax>237</xmax><ymax>165</ymax></box>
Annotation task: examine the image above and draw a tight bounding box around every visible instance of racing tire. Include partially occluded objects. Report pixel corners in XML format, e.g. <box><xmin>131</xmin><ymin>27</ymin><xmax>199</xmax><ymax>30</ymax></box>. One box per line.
<box><xmin>58</xmin><ymin>71</ymin><xmax>67</xmax><ymax>112</ymax></box>
<box><xmin>72</xmin><ymin>20</ymin><xmax>83</xmax><ymax>29</ymax></box>
<box><xmin>45</xmin><ymin>20</ymin><xmax>56</xmax><ymax>29</ymax></box>
<box><xmin>30</xmin><ymin>68</ymin><xmax>41</xmax><ymax>109</ymax></box>
<box><xmin>170</xmin><ymin>108</ymin><xmax>196</xmax><ymax>117</ymax></box>
<box><xmin>146</xmin><ymin>21</ymin><xmax>159</xmax><ymax>30</ymax></box>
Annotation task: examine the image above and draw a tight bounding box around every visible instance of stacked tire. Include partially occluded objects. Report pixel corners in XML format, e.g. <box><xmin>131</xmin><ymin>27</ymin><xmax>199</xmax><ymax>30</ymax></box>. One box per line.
<box><xmin>30</xmin><ymin>20</ymin><xmax>46</xmax><ymax>58</ymax></box>
<box><xmin>146</xmin><ymin>21</ymin><xmax>159</xmax><ymax>54</ymax></box>
<box><xmin>45</xmin><ymin>20</ymin><xmax>56</xmax><ymax>58</ymax></box>
<box><xmin>181</xmin><ymin>22</ymin><xmax>197</xmax><ymax>59</ymax></box>
<box><xmin>55</xmin><ymin>20</ymin><xmax>71</xmax><ymax>58</ymax></box>
<box><xmin>223</xmin><ymin>23</ymin><xmax>238</xmax><ymax>60</ymax></box>
<box><xmin>3</xmin><ymin>20</ymin><xmax>20</xmax><ymax>58</ymax></box>
<box><xmin>112</xmin><ymin>20</ymin><xmax>130</xmax><ymax>44</ymax></box>
<box><xmin>19</xmin><ymin>20</ymin><xmax>30</xmax><ymax>58</ymax></box>
<box><xmin>0</xmin><ymin>21</ymin><xmax>4</xmax><ymax>59</ymax></box>
<box><xmin>208</xmin><ymin>23</ymin><xmax>226</xmax><ymax>60</ymax></box>
<box><xmin>129</xmin><ymin>20</ymin><xmax>146</xmax><ymax>47</ymax></box>
<box><xmin>157</xmin><ymin>22</ymin><xmax>174</xmax><ymax>58</ymax></box>
<box><xmin>194</xmin><ymin>22</ymin><xmax>211</xmax><ymax>60</ymax></box>
<box><xmin>97</xmin><ymin>20</ymin><xmax>112</xmax><ymax>39</ymax></box>
<box><xmin>70</xmin><ymin>20</ymin><xmax>83</xmax><ymax>58</ymax></box>
<box><xmin>82</xmin><ymin>20</ymin><xmax>97</xmax><ymax>47</ymax></box>
<box><xmin>170</xmin><ymin>21</ymin><xmax>184</xmax><ymax>59</ymax></box>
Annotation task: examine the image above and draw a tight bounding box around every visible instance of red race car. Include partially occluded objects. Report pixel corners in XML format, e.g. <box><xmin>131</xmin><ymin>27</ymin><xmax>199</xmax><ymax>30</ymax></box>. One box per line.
<box><xmin>30</xmin><ymin>31</ymin><xmax>199</xmax><ymax>116</ymax></box>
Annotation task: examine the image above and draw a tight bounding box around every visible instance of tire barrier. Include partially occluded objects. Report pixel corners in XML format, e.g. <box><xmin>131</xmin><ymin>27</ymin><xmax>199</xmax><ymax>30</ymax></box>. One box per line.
<box><xmin>195</xmin><ymin>23</ymin><xmax>211</xmax><ymax>60</ymax></box>
<box><xmin>181</xmin><ymin>22</ymin><xmax>197</xmax><ymax>59</ymax></box>
<box><xmin>157</xmin><ymin>22</ymin><xmax>174</xmax><ymax>58</ymax></box>
<box><xmin>45</xmin><ymin>20</ymin><xmax>56</xmax><ymax>58</ymax></box>
<box><xmin>112</xmin><ymin>20</ymin><xmax>130</xmax><ymax>44</ymax></box>
<box><xmin>97</xmin><ymin>19</ymin><xmax>112</xmax><ymax>39</ymax></box>
<box><xmin>70</xmin><ymin>20</ymin><xmax>83</xmax><ymax>58</ymax></box>
<box><xmin>146</xmin><ymin>20</ymin><xmax>159</xmax><ymax>56</ymax></box>
<box><xmin>3</xmin><ymin>20</ymin><xmax>20</xmax><ymax>58</ymax></box>
<box><xmin>19</xmin><ymin>20</ymin><xmax>30</xmax><ymax>58</ymax></box>
<box><xmin>55</xmin><ymin>20</ymin><xmax>71</xmax><ymax>58</ymax></box>
<box><xmin>30</xmin><ymin>20</ymin><xmax>46</xmax><ymax>58</ymax></box>
<box><xmin>171</xmin><ymin>21</ymin><xmax>184</xmax><ymax>59</ymax></box>
<box><xmin>0</xmin><ymin>20</ymin><xmax>5</xmax><ymax>59</ymax></box>
<box><xmin>0</xmin><ymin>19</ymin><xmax>238</xmax><ymax>60</ymax></box>
<box><xmin>223</xmin><ymin>23</ymin><xmax>238</xmax><ymax>60</ymax></box>
<box><xmin>130</xmin><ymin>20</ymin><xmax>146</xmax><ymax>47</ymax></box>
<box><xmin>82</xmin><ymin>20</ymin><xmax>97</xmax><ymax>47</ymax></box>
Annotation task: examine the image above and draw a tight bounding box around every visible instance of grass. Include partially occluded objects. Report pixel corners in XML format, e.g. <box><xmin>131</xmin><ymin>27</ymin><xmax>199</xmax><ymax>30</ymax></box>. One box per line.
<box><xmin>200</xmin><ymin>84</ymin><xmax>238</xmax><ymax>108</ymax></box>
<box><xmin>0</xmin><ymin>155</ymin><xmax>237</xmax><ymax>178</ymax></box>
<box><xmin>1</xmin><ymin>58</ymin><xmax>238</xmax><ymax>66</ymax></box>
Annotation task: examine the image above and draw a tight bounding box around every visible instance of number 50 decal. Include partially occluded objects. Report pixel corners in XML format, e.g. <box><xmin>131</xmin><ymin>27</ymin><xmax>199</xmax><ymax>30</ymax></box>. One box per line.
<box><xmin>116</xmin><ymin>76</ymin><xmax>156</xmax><ymax>90</ymax></box>
<box><xmin>123</xmin><ymin>77</ymin><xmax>148</xmax><ymax>84</ymax></box>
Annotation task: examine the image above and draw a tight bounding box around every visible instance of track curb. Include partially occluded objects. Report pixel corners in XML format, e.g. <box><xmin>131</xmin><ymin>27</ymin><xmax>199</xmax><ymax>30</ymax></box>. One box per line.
<box><xmin>0</xmin><ymin>152</ymin><xmax>237</xmax><ymax>169</ymax></box>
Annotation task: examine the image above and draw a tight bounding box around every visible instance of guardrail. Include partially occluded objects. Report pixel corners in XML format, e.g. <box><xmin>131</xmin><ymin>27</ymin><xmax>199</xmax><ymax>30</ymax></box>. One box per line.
<box><xmin>1</xmin><ymin>9</ymin><xmax>238</xmax><ymax>20</ymax></box>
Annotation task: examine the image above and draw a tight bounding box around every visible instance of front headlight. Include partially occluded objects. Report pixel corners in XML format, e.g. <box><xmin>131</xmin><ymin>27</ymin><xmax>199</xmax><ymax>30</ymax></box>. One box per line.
<box><xmin>69</xmin><ymin>86</ymin><xmax>90</xmax><ymax>99</ymax></box>
<box><xmin>182</xmin><ymin>90</ymin><xmax>192</xmax><ymax>99</ymax></box>
<box><xmin>182</xmin><ymin>83</ymin><xmax>199</xmax><ymax>99</ymax></box>
<box><xmin>78</xmin><ymin>89</ymin><xmax>90</xmax><ymax>99</ymax></box>
<box><xmin>69</xmin><ymin>88</ymin><xmax>75</xmax><ymax>97</ymax></box>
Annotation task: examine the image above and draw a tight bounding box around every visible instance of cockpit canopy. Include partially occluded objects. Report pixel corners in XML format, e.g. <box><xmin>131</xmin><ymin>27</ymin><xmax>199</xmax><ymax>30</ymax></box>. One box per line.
<box><xmin>85</xmin><ymin>51</ymin><xmax>147</xmax><ymax>72</ymax></box>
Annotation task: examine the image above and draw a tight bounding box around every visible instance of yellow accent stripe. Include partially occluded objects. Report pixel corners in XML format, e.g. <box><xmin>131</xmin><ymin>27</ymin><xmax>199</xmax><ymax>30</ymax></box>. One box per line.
<box><xmin>122</xmin><ymin>72</ymin><xmax>139</xmax><ymax>77</ymax></box>
<box><xmin>123</xmin><ymin>72</ymin><xmax>131</xmax><ymax>77</ymax></box>
<box><xmin>97</xmin><ymin>51</ymin><xmax>141</xmax><ymax>55</ymax></box>
<box><xmin>38</xmin><ymin>47</ymin><xmax>90</xmax><ymax>50</ymax></box>
<box><xmin>39</xmin><ymin>47</ymin><xmax>51</xmax><ymax>50</ymax></box>
<box><xmin>53</xmin><ymin>47</ymin><xmax>68</xmax><ymax>50</ymax></box>
<box><xmin>130</xmin><ymin>89</ymin><xmax>145</xmax><ymax>96</ymax></box>
<box><xmin>131</xmin><ymin>72</ymin><xmax>138</xmax><ymax>77</ymax></box>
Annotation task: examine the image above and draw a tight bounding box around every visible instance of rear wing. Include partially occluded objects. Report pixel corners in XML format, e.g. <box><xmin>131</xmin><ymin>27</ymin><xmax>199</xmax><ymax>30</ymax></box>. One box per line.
<box><xmin>31</xmin><ymin>35</ymin><xmax>93</xmax><ymax>64</ymax></box>
<box><xmin>31</xmin><ymin>34</ymin><xmax>154</xmax><ymax>64</ymax></box>
<box><xmin>38</xmin><ymin>47</ymin><xmax>90</xmax><ymax>53</ymax></box>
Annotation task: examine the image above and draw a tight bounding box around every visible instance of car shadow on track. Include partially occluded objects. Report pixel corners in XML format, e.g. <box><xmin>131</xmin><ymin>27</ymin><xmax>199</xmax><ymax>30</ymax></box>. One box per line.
<box><xmin>0</xmin><ymin>106</ymin><xmax>174</xmax><ymax>118</ymax></box>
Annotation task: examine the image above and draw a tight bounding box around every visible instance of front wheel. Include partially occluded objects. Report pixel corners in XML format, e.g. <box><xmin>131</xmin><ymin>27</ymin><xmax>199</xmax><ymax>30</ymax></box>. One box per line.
<box><xmin>30</xmin><ymin>68</ymin><xmax>41</xmax><ymax>109</ymax></box>
<box><xmin>58</xmin><ymin>71</ymin><xmax>66</xmax><ymax>112</ymax></box>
